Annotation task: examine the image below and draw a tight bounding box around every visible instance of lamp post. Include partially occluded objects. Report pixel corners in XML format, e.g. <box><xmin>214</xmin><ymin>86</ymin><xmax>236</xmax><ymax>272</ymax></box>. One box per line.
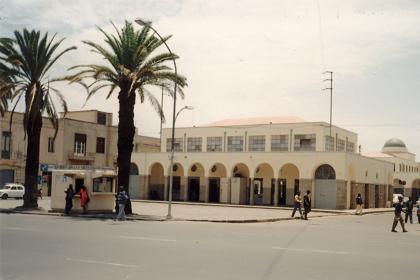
<box><xmin>135</xmin><ymin>18</ymin><xmax>178</xmax><ymax>219</ymax></box>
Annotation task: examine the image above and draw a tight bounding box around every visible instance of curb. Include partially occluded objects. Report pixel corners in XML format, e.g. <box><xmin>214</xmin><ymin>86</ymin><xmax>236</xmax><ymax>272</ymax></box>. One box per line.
<box><xmin>0</xmin><ymin>207</ymin><xmax>392</xmax><ymax>223</ymax></box>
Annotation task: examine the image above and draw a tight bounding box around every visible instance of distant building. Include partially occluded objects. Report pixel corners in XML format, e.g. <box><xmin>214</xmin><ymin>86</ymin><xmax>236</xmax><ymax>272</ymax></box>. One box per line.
<box><xmin>365</xmin><ymin>138</ymin><xmax>420</xmax><ymax>202</ymax></box>
<box><xmin>0</xmin><ymin>110</ymin><xmax>159</xmax><ymax>196</ymax></box>
<box><xmin>132</xmin><ymin>117</ymin><xmax>394</xmax><ymax>210</ymax></box>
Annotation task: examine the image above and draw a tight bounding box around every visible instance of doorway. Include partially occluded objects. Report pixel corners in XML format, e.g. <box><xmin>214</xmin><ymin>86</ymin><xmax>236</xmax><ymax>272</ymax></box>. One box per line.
<box><xmin>364</xmin><ymin>184</ymin><xmax>370</xmax><ymax>209</ymax></box>
<box><xmin>374</xmin><ymin>185</ymin><xmax>379</xmax><ymax>208</ymax></box>
<box><xmin>188</xmin><ymin>177</ymin><xmax>200</xmax><ymax>201</ymax></box>
<box><xmin>208</xmin><ymin>178</ymin><xmax>220</xmax><ymax>203</ymax></box>
<box><xmin>75</xmin><ymin>178</ymin><xmax>85</xmax><ymax>194</ymax></box>
<box><xmin>172</xmin><ymin>176</ymin><xmax>181</xmax><ymax>201</ymax></box>
<box><xmin>278</xmin><ymin>179</ymin><xmax>287</xmax><ymax>206</ymax></box>
<box><xmin>253</xmin><ymin>178</ymin><xmax>263</xmax><ymax>205</ymax></box>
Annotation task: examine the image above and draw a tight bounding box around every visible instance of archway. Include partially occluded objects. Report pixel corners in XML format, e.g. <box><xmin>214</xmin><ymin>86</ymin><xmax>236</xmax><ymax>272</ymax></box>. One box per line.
<box><xmin>149</xmin><ymin>163</ymin><xmax>165</xmax><ymax>200</ymax></box>
<box><xmin>231</xmin><ymin>163</ymin><xmax>250</xmax><ymax>205</ymax></box>
<box><xmin>208</xmin><ymin>163</ymin><xmax>227</xmax><ymax>203</ymax></box>
<box><xmin>412</xmin><ymin>179</ymin><xmax>420</xmax><ymax>203</ymax></box>
<box><xmin>278</xmin><ymin>163</ymin><xmax>300</xmax><ymax>206</ymax></box>
<box><xmin>170</xmin><ymin>163</ymin><xmax>185</xmax><ymax>201</ymax></box>
<box><xmin>187</xmin><ymin>163</ymin><xmax>205</xmax><ymax>202</ymax></box>
<box><xmin>128</xmin><ymin>163</ymin><xmax>140</xmax><ymax>199</ymax></box>
<box><xmin>253</xmin><ymin>163</ymin><xmax>274</xmax><ymax>205</ymax></box>
<box><xmin>314</xmin><ymin>164</ymin><xmax>337</xmax><ymax>209</ymax></box>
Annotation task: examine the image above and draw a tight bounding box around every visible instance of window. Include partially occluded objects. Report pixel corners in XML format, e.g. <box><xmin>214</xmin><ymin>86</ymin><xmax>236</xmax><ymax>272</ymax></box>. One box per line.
<box><xmin>166</xmin><ymin>138</ymin><xmax>183</xmax><ymax>152</ymax></box>
<box><xmin>337</xmin><ymin>139</ymin><xmax>345</xmax><ymax>151</ymax></box>
<box><xmin>227</xmin><ymin>136</ymin><xmax>244</xmax><ymax>152</ymax></box>
<box><xmin>294</xmin><ymin>134</ymin><xmax>316</xmax><ymax>151</ymax></box>
<box><xmin>187</xmin><ymin>137</ymin><xmax>202</xmax><ymax>152</ymax></box>
<box><xmin>97</xmin><ymin>112</ymin><xmax>106</xmax><ymax>125</ymax></box>
<box><xmin>96</xmin><ymin>137</ymin><xmax>105</xmax><ymax>153</ymax></box>
<box><xmin>248</xmin><ymin>135</ymin><xmax>265</xmax><ymax>151</ymax></box>
<box><xmin>271</xmin><ymin>135</ymin><xmax>288</xmax><ymax>151</ymax></box>
<box><xmin>207</xmin><ymin>137</ymin><xmax>222</xmax><ymax>152</ymax></box>
<box><xmin>48</xmin><ymin>137</ymin><xmax>55</xmax><ymax>153</ymax></box>
<box><xmin>325</xmin><ymin>136</ymin><xmax>334</xmax><ymax>151</ymax></box>
<box><xmin>74</xmin><ymin>133</ymin><xmax>87</xmax><ymax>155</ymax></box>
<box><xmin>93</xmin><ymin>176</ymin><xmax>113</xmax><ymax>192</ymax></box>
<box><xmin>1</xmin><ymin>131</ymin><xmax>11</xmax><ymax>159</ymax></box>
<box><xmin>347</xmin><ymin>142</ymin><xmax>355</xmax><ymax>153</ymax></box>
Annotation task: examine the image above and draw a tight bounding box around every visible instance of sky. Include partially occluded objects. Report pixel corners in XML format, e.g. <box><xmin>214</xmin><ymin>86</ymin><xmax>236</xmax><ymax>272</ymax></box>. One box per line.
<box><xmin>1</xmin><ymin>0</ymin><xmax>420</xmax><ymax>159</ymax></box>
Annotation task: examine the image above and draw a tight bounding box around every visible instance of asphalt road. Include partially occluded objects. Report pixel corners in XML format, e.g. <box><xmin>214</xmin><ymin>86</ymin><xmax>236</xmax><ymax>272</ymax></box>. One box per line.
<box><xmin>1</xmin><ymin>213</ymin><xmax>419</xmax><ymax>280</ymax></box>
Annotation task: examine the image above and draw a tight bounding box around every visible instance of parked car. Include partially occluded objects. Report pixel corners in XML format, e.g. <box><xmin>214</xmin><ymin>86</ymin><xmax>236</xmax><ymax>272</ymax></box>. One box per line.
<box><xmin>0</xmin><ymin>183</ymin><xmax>25</xmax><ymax>200</ymax></box>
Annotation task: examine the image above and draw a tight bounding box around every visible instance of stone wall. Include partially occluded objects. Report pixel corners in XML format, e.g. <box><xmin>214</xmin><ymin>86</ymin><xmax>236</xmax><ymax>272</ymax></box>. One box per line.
<box><xmin>336</xmin><ymin>180</ymin><xmax>347</xmax><ymax>210</ymax></box>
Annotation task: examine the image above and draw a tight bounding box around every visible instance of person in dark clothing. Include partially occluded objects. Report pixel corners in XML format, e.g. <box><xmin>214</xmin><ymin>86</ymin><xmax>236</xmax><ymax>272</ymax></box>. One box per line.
<box><xmin>116</xmin><ymin>186</ymin><xmax>129</xmax><ymax>221</ymax></box>
<box><xmin>291</xmin><ymin>191</ymin><xmax>303</xmax><ymax>219</ymax></box>
<box><xmin>303</xmin><ymin>190</ymin><xmax>311</xmax><ymax>220</ymax></box>
<box><xmin>404</xmin><ymin>197</ymin><xmax>414</xmax><ymax>224</ymax></box>
<box><xmin>391</xmin><ymin>196</ymin><xmax>407</xmax><ymax>232</ymax></box>
<box><xmin>64</xmin><ymin>184</ymin><xmax>74</xmax><ymax>215</ymax></box>
<box><xmin>355</xmin><ymin>193</ymin><xmax>363</xmax><ymax>215</ymax></box>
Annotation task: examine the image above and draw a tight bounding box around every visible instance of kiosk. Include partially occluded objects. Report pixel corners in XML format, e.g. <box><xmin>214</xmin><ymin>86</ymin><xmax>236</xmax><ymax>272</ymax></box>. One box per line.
<box><xmin>50</xmin><ymin>168</ymin><xmax>117</xmax><ymax>213</ymax></box>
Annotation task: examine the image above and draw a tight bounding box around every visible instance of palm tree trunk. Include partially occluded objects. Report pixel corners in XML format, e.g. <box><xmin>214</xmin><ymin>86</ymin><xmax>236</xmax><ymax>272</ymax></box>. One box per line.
<box><xmin>23</xmin><ymin>109</ymin><xmax>42</xmax><ymax>208</ymax></box>
<box><xmin>117</xmin><ymin>88</ymin><xmax>136</xmax><ymax>215</ymax></box>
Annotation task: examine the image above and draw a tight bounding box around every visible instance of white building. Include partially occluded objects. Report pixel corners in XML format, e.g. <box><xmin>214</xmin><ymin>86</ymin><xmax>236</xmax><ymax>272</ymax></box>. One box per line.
<box><xmin>365</xmin><ymin>138</ymin><xmax>420</xmax><ymax>202</ymax></box>
<box><xmin>132</xmin><ymin>117</ymin><xmax>394</xmax><ymax>210</ymax></box>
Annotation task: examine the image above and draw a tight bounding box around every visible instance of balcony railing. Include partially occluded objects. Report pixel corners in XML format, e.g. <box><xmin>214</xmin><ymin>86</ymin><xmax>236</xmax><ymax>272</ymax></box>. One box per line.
<box><xmin>68</xmin><ymin>151</ymin><xmax>96</xmax><ymax>162</ymax></box>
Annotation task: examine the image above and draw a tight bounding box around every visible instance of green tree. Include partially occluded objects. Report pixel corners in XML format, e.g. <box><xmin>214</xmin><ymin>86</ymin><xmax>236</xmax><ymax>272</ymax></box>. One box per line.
<box><xmin>0</xmin><ymin>29</ymin><xmax>76</xmax><ymax>208</ymax></box>
<box><xmin>69</xmin><ymin>21</ymin><xmax>187</xmax><ymax>213</ymax></box>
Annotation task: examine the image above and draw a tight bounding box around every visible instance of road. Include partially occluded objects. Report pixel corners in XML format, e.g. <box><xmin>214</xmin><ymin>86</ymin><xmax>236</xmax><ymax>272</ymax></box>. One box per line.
<box><xmin>1</xmin><ymin>213</ymin><xmax>419</xmax><ymax>280</ymax></box>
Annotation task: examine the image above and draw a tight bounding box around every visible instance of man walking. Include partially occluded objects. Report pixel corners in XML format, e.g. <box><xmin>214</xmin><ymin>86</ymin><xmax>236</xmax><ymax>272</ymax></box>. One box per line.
<box><xmin>391</xmin><ymin>196</ymin><xmax>407</xmax><ymax>232</ymax></box>
<box><xmin>404</xmin><ymin>197</ymin><xmax>414</xmax><ymax>224</ymax></box>
<box><xmin>355</xmin><ymin>193</ymin><xmax>363</xmax><ymax>215</ymax></box>
<box><xmin>116</xmin><ymin>186</ymin><xmax>129</xmax><ymax>221</ymax></box>
<box><xmin>303</xmin><ymin>190</ymin><xmax>311</xmax><ymax>220</ymax></box>
<box><xmin>291</xmin><ymin>191</ymin><xmax>303</xmax><ymax>219</ymax></box>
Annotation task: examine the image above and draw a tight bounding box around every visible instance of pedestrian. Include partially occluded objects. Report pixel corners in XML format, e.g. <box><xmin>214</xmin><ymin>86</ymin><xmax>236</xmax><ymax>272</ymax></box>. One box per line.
<box><xmin>303</xmin><ymin>190</ymin><xmax>311</xmax><ymax>220</ymax></box>
<box><xmin>404</xmin><ymin>197</ymin><xmax>414</xmax><ymax>224</ymax></box>
<box><xmin>38</xmin><ymin>188</ymin><xmax>43</xmax><ymax>199</ymax></box>
<box><xmin>116</xmin><ymin>186</ymin><xmax>129</xmax><ymax>221</ymax></box>
<box><xmin>355</xmin><ymin>193</ymin><xmax>363</xmax><ymax>215</ymax></box>
<box><xmin>391</xmin><ymin>196</ymin><xmax>407</xmax><ymax>232</ymax></box>
<box><xmin>291</xmin><ymin>191</ymin><xmax>303</xmax><ymax>219</ymax></box>
<box><xmin>79</xmin><ymin>185</ymin><xmax>89</xmax><ymax>214</ymax></box>
<box><xmin>64</xmin><ymin>184</ymin><xmax>74</xmax><ymax>215</ymax></box>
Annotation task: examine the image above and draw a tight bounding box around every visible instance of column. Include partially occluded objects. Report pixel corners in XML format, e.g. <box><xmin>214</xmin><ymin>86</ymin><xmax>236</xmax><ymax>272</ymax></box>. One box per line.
<box><xmin>274</xmin><ymin>178</ymin><xmax>279</xmax><ymax>206</ymax></box>
<box><xmin>204</xmin><ymin>177</ymin><xmax>209</xmax><ymax>203</ymax></box>
<box><xmin>346</xmin><ymin>180</ymin><xmax>351</xmax><ymax>209</ymax></box>
<box><xmin>249</xmin><ymin>178</ymin><xmax>254</xmax><ymax>205</ymax></box>
<box><xmin>144</xmin><ymin>175</ymin><xmax>150</xmax><ymax>200</ymax></box>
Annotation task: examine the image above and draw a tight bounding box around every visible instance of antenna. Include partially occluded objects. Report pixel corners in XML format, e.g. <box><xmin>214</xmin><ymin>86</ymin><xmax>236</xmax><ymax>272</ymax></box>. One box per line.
<box><xmin>322</xmin><ymin>71</ymin><xmax>333</xmax><ymax>137</ymax></box>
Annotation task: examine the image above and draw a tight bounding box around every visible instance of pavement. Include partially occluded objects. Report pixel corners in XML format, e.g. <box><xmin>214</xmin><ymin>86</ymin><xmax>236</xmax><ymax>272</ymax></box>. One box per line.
<box><xmin>1</xmin><ymin>212</ymin><xmax>419</xmax><ymax>280</ymax></box>
<box><xmin>0</xmin><ymin>197</ymin><xmax>393</xmax><ymax>223</ymax></box>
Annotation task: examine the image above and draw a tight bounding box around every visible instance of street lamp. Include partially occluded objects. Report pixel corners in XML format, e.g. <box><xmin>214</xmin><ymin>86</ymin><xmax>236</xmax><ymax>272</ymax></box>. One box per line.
<box><xmin>135</xmin><ymin>18</ymin><xmax>178</xmax><ymax>219</ymax></box>
<box><xmin>175</xmin><ymin>106</ymin><xmax>194</xmax><ymax>121</ymax></box>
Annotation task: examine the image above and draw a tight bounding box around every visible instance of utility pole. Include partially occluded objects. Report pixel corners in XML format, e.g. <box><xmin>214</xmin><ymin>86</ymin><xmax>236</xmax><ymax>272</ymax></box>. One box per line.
<box><xmin>322</xmin><ymin>71</ymin><xmax>333</xmax><ymax>137</ymax></box>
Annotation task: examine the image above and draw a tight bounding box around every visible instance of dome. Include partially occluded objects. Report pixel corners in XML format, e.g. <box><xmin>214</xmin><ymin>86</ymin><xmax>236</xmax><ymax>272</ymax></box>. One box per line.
<box><xmin>381</xmin><ymin>138</ymin><xmax>408</xmax><ymax>154</ymax></box>
<box><xmin>383</xmin><ymin>138</ymin><xmax>406</xmax><ymax>148</ymax></box>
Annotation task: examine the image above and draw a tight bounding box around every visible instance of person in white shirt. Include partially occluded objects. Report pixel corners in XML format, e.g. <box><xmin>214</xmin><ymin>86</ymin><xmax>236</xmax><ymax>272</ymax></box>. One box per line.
<box><xmin>291</xmin><ymin>191</ymin><xmax>303</xmax><ymax>219</ymax></box>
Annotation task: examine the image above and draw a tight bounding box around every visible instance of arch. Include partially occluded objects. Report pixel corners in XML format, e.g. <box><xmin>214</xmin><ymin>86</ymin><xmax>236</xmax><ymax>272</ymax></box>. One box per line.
<box><xmin>188</xmin><ymin>162</ymin><xmax>205</xmax><ymax>177</ymax></box>
<box><xmin>278</xmin><ymin>163</ymin><xmax>300</xmax><ymax>206</ymax></box>
<box><xmin>172</xmin><ymin>162</ymin><xmax>185</xmax><ymax>177</ymax></box>
<box><xmin>130</xmin><ymin>163</ymin><xmax>139</xmax><ymax>175</ymax></box>
<box><xmin>208</xmin><ymin>163</ymin><xmax>227</xmax><ymax>178</ymax></box>
<box><xmin>254</xmin><ymin>163</ymin><xmax>274</xmax><ymax>178</ymax></box>
<box><xmin>315</xmin><ymin>164</ymin><xmax>336</xmax><ymax>180</ymax></box>
<box><xmin>412</xmin><ymin>178</ymin><xmax>420</xmax><ymax>189</ymax></box>
<box><xmin>232</xmin><ymin>163</ymin><xmax>250</xmax><ymax>178</ymax></box>
<box><xmin>149</xmin><ymin>162</ymin><xmax>165</xmax><ymax>200</ymax></box>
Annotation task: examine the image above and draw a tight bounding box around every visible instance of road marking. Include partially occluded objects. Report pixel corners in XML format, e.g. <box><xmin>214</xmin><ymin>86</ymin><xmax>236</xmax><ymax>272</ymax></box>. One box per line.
<box><xmin>2</xmin><ymin>227</ymin><xmax>46</xmax><ymax>233</ymax></box>
<box><xmin>272</xmin><ymin>247</ymin><xmax>350</xmax><ymax>255</ymax></box>
<box><xmin>119</xmin><ymin>235</ymin><xmax>177</xmax><ymax>242</ymax></box>
<box><xmin>65</xmin><ymin>258</ymin><xmax>139</xmax><ymax>268</ymax></box>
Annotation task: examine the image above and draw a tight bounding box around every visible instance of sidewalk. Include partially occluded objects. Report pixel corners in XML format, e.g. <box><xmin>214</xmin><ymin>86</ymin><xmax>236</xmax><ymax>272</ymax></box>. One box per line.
<box><xmin>0</xmin><ymin>198</ymin><xmax>393</xmax><ymax>223</ymax></box>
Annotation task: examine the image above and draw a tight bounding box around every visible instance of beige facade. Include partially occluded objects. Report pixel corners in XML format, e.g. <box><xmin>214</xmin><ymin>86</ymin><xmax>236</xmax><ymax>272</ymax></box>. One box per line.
<box><xmin>365</xmin><ymin>138</ymin><xmax>420</xmax><ymax>202</ymax></box>
<box><xmin>0</xmin><ymin>110</ymin><xmax>159</xmax><ymax>193</ymax></box>
<box><xmin>131</xmin><ymin>117</ymin><xmax>394</xmax><ymax>210</ymax></box>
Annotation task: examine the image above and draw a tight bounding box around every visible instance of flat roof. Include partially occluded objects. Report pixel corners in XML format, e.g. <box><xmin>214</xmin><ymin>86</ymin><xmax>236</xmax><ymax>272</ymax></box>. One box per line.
<box><xmin>202</xmin><ymin>116</ymin><xmax>306</xmax><ymax>127</ymax></box>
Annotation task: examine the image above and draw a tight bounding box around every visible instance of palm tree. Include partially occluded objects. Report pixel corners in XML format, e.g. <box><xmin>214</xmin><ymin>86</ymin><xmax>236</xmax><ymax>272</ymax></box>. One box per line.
<box><xmin>69</xmin><ymin>21</ymin><xmax>187</xmax><ymax>213</ymax></box>
<box><xmin>0</xmin><ymin>29</ymin><xmax>76</xmax><ymax>208</ymax></box>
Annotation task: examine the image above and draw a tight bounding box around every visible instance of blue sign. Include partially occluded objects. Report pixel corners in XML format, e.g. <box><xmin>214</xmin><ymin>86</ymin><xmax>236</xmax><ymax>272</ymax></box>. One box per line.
<box><xmin>40</xmin><ymin>164</ymin><xmax>48</xmax><ymax>172</ymax></box>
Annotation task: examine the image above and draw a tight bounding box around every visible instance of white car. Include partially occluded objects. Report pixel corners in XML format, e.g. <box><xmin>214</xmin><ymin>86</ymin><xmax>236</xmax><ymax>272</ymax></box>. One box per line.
<box><xmin>0</xmin><ymin>183</ymin><xmax>25</xmax><ymax>200</ymax></box>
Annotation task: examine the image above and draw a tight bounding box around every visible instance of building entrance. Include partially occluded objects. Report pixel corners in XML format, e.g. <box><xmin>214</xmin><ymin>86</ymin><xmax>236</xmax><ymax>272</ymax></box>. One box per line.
<box><xmin>253</xmin><ymin>178</ymin><xmax>263</xmax><ymax>205</ymax></box>
<box><xmin>172</xmin><ymin>176</ymin><xmax>181</xmax><ymax>201</ymax></box>
<box><xmin>188</xmin><ymin>177</ymin><xmax>200</xmax><ymax>201</ymax></box>
<box><xmin>208</xmin><ymin>178</ymin><xmax>220</xmax><ymax>203</ymax></box>
<box><xmin>278</xmin><ymin>179</ymin><xmax>287</xmax><ymax>206</ymax></box>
